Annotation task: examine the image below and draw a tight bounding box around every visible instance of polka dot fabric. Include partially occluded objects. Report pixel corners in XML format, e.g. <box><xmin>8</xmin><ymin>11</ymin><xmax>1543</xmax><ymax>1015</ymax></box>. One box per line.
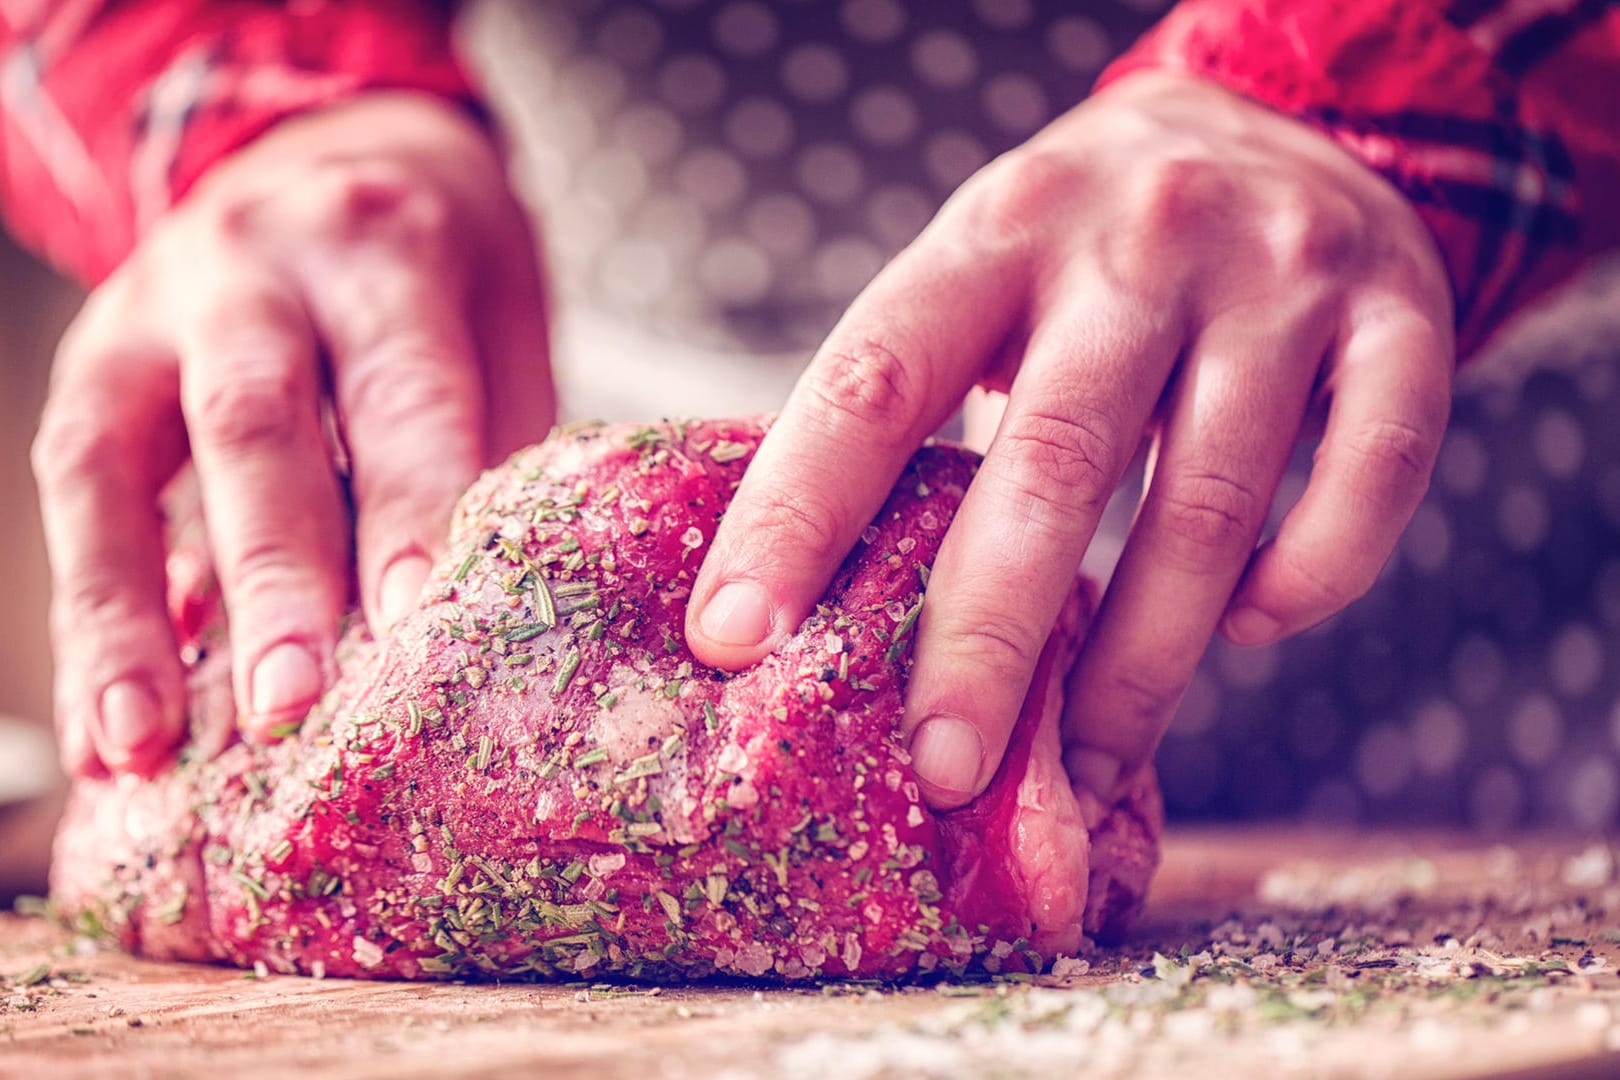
<box><xmin>483</xmin><ymin>0</ymin><xmax>1170</xmax><ymax>351</ymax></box>
<box><xmin>1156</xmin><ymin>352</ymin><xmax>1620</xmax><ymax>832</ymax></box>
<box><xmin>465</xmin><ymin>0</ymin><xmax>1620</xmax><ymax>830</ymax></box>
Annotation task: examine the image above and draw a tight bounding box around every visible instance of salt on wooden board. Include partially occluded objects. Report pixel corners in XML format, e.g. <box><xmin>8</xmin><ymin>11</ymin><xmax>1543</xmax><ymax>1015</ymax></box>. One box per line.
<box><xmin>5</xmin><ymin>827</ymin><xmax>1620</xmax><ymax>1079</ymax></box>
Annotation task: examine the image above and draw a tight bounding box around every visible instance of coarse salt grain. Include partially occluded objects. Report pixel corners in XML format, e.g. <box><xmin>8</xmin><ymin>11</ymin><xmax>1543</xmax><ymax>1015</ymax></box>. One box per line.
<box><xmin>352</xmin><ymin>936</ymin><xmax>385</xmax><ymax>969</ymax></box>
<box><xmin>588</xmin><ymin>852</ymin><xmax>627</xmax><ymax>878</ymax></box>
<box><xmin>1050</xmin><ymin>956</ymin><xmax>1090</xmax><ymax>978</ymax></box>
<box><xmin>726</xmin><ymin>779</ymin><xmax>761</xmax><ymax>809</ymax></box>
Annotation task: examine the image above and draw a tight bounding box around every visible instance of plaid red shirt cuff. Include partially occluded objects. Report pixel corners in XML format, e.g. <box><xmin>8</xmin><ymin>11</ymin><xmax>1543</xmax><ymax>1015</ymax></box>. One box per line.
<box><xmin>0</xmin><ymin>0</ymin><xmax>475</xmax><ymax>284</ymax></box>
<box><xmin>1100</xmin><ymin>0</ymin><xmax>1620</xmax><ymax>359</ymax></box>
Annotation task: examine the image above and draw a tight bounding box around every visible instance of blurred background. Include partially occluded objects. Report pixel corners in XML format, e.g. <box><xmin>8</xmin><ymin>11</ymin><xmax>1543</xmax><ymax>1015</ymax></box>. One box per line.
<box><xmin>0</xmin><ymin>227</ymin><xmax>77</xmax><ymax>899</ymax></box>
<box><xmin>4</xmin><ymin>0</ymin><xmax>1620</xmax><ymax>901</ymax></box>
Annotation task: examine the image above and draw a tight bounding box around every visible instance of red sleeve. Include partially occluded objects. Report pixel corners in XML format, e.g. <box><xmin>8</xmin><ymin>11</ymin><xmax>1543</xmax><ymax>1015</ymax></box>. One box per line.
<box><xmin>0</xmin><ymin>0</ymin><xmax>476</xmax><ymax>285</ymax></box>
<box><xmin>1099</xmin><ymin>0</ymin><xmax>1620</xmax><ymax>359</ymax></box>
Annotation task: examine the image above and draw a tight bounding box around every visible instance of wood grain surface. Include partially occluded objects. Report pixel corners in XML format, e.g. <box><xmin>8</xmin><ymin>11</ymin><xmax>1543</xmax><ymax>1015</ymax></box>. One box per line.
<box><xmin>5</xmin><ymin>827</ymin><xmax>1620</xmax><ymax>1080</ymax></box>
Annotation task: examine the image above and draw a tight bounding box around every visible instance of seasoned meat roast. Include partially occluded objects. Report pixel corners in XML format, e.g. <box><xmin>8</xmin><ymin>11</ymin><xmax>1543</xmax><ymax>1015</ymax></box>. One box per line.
<box><xmin>51</xmin><ymin>419</ymin><xmax>1161</xmax><ymax>981</ymax></box>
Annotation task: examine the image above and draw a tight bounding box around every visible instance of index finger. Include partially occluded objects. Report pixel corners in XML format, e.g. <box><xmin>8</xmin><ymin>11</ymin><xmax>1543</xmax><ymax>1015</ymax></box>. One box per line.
<box><xmin>685</xmin><ymin>237</ymin><xmax>1026</xmax><ymax>669</ymax></box>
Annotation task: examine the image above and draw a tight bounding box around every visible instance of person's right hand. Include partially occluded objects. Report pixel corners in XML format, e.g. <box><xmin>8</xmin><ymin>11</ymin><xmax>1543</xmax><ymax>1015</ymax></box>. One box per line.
<box><xmin>32</xmin><ymin>92</ymin><xmax>553</xmax><ymax>778</ymax></box>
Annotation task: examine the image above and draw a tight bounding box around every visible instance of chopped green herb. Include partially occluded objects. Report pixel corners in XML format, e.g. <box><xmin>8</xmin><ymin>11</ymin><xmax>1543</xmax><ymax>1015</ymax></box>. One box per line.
<box><xmin>554</xmin><ymin>649</ymin><xmax>582</xmax><ymax>694</ymax></box>
<box><xmin>231</xmin><ymin>870</ymin><xmax>271</xmax><ymax>902</ymax></box>
<box><xmin>709</xmin><ymin>439</ymin><xmax>750</xmax><ymax>463</ymax></box>
<box><xmin>12</xmin><ymin>963</ymin><xmax>50</xmax><ymax>987</ymax></box>
<box><xmin>615</xmin><ymin>751</ymin><xmax>664</xmax><ymax>784</ymax></box>
<box><xmin>573</xmin><ymin>746</ymin><xmax>609</xmax><ymax>769</ymax></box>
<box><xmin>530</xmin><ymin>571</ymin><xmax>557</xmax><ymax>629</ymax></box>
<box><xmin>884</xmin><ymin>597</ymin><xmax>924</xmax><ymax>663</ymax></box>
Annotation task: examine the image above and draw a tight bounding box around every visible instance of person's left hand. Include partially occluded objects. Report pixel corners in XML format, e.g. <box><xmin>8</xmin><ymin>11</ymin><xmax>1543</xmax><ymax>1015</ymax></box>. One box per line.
<box><xmin>683</xmin><ymin>71</ymin><xmax>1454</xmax><ymax>810</ymax></box>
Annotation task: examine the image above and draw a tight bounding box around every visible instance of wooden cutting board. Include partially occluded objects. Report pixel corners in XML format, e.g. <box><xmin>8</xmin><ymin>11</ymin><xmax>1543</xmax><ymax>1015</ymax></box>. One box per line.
<box><xmin>4</xmin><ymin>827</ymin><xmax>1620</xmax><ymax>1080</ymax></box>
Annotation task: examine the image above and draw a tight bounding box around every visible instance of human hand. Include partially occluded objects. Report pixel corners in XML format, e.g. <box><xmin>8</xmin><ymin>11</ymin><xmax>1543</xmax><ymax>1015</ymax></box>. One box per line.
<box><xmin>685</xmin><ymin>71</ymin><xmax>1453</xmax><ymax>809</ymax></box>
<box><xmin>33</xmin><ymin>93</ymin><xmax>552</xmax><ymax>777</ymax></box>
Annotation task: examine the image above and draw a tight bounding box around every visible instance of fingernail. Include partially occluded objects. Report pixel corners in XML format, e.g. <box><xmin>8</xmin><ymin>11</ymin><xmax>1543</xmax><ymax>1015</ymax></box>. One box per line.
<box><xmin>698</xmin><ymin>581</ymin><xmax>773</xmax><ymax>648</ymax></box>
<box><xmin>251</xmin><ymin>642</ymin><xmax>323</xmax><ymax>722</ymax></box>
<box><xmin>379</xmin><ymin>553</ymin><xmax>431</xmax><ymax>630</ymax></box>
<box><xmin>98</xmin><ymin>680</ymin><xmax>162</xmax><ymax>755</ymax></box>
<box><xmin>1224</xmin><ymin>607</ymin><xmax>1280</xmax><ymax>645</ymax></box>
<box><xmin>1068</xmin><ymin>746</ymin><xmax>1123</xmax><ymax>801</ymax></box>
<box><xmin>910</xmin><ymin>716</ymin><xmax>985</xmax><ymax>799</ymax></box>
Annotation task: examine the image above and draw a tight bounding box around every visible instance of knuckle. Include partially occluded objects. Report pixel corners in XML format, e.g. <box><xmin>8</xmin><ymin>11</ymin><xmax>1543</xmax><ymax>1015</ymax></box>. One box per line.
<box><xmin>220</xmin><ymin>537</ymin><xmax>326</xmax><ymax>609</ymax></box>
<box><xmin>1106</xmin><ymin>664</ymin><xmax>1186</xmax><ymax>727</ymax></box>
<box><xmin>1341</xmin><ymin>417</ymin><xmax>1439</xmax><ymax>499</ymax></box>
<box><xmin>1274</xmin><ymin>544</ymin><xmax>1369</xmax><ymax>614</ymax></box>
<box><xmin>803</xmin><ymin>339</ymin><xmax>925</xmax><ymax>436</ymax></box>
<box><xmin>213</xmin><ymin>189</ymin><xmax>268</xmax><ymax>242</ymax></box>
<box><xmin>945</xmin><ymin>607</ymin><xmax>1044</xmax><ymax>686</ymax></box>
<box><xmin>742</xmin><ymin>486</ymin><xmax>847</xmax><ymax>570</ymax></box>
<box><xmin>1152</xmin><ymin>471</ymin><xmax>1263</xmax><ymax>563</ymax></box>
<box><xmin>346</xmin><ymin>345</ymin><xmax>475</xmax><ymax>432</ymax></box>
<box><xmin>190</xmin><ymin>367</ymin><xmax>306</xmax><ymax>454</ymax></box>
<box><xmin>1130</xmin><ymin>155</ymin><xmax>1231</xmax><ymax>239</ymax></box>
<box><xmin>993</xmin><ymin>406</ymin><xmax>1118</xmax><ymax>521</ymax></box>
<box><xmin>31</xmin><ymin>407</ymin><xmax>125</xmax><ymax>492</ymax></box>
<box><xmin>311</xmin><ymin>160</ymin><xmax>453</xmax><ymax>251</ymax></box>
<box><xmin>50</xmin><ymin>571</ymin><xmax>146</xmax><ymax>637</ymax></box>
<box><xmin>1260</xmin><ymin>184</ymin><xmax>1361</xmax><ymax>276</ymax></box>
<box><xmin>953</xmin><ymin>147</ymin><xmax>1078</xmax><ymax>251</ymax></box>
<box><xmin>1097</xmin><ymin>153</ymin><xmax>1231</xmax><ymax>291</ymax></box>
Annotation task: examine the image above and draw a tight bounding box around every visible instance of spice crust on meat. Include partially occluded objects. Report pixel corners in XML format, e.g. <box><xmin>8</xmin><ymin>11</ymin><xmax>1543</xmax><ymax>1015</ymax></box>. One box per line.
<box><xmin>51</xmin><ymin>418</ymin><xmax>1161</xmax><ymax>981</ymax></box>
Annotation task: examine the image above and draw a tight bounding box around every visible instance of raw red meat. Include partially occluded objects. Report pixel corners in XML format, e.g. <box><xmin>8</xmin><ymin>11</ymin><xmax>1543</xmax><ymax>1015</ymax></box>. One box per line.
<box><xmin>51</xmin><ymin>419</ymin><xmax>1161</xmax><ymax>980</ymax></box>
